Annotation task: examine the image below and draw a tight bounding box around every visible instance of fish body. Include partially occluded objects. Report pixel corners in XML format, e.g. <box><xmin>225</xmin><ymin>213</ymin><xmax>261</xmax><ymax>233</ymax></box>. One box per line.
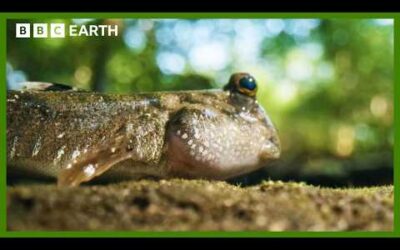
<box><xmin>7</xmin><ymin>73</ymin><xmax>280</xmax><ymax>186</ymax></box>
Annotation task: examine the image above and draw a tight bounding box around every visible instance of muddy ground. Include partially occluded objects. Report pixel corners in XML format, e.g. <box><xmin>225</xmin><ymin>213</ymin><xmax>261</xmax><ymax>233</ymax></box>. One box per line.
<box><xmin>7</xmin><ymin>179</ymin><xmax>393</xmax><ymax>231</ymax></box>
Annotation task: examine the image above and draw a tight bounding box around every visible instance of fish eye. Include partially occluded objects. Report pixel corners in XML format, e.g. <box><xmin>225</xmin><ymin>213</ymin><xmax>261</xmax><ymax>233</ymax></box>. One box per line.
<box><xmin>224</xmin><ymin>73</ymin><xmax>258</xmax><ymax>97</ymax></box>
<box><xmin>236</xmin><ymin>74</ymin><xmax>257</xmax><ymax>97</ymax></box>
<box><xmin>239</xmin><ymin>75</ymin><xmax>257</xmax><ymax>92</ymax></box>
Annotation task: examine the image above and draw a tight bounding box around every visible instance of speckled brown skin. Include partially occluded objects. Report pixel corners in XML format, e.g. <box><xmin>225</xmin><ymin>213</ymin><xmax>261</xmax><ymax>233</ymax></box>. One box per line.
<box><xmin>7</xmin><ymin>73</ymin><xmax>280</xmax><ymax>186</ymax></box>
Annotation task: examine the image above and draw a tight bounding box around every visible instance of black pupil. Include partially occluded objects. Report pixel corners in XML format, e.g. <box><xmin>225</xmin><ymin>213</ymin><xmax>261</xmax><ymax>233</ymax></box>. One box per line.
<box><xmin>239</xmin><ymin>76</ymin><xmax>256</xmax><ymax>91</ymax></box>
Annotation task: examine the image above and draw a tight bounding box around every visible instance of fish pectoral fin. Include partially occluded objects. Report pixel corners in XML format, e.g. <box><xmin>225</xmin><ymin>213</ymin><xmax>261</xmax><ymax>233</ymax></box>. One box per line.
<box><xmin>57</xmin><ymin>135</ymin><xmax>134</xmax><ymax>187</ymax></box>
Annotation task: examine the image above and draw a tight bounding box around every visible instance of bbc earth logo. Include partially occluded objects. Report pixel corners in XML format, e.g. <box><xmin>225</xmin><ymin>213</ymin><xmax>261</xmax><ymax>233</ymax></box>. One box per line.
<box><xmin>16</xmin><ymin>23</ymin><xmax>119</xmax><ymax>38</ymax></box>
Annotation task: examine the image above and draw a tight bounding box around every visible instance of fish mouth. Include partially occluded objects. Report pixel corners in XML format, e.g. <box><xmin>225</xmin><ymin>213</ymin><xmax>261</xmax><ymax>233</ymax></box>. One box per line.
<box><xmin>260</xmin><ymin>138</ymin><xmax>281</xmax><ymax>160</ymax></box>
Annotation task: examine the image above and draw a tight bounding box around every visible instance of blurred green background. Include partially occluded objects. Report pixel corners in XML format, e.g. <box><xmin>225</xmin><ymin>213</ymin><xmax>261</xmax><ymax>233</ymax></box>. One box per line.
<box><xmin>6</xmin><ymin>18</ymin><xmax>394</xmax><ymax>187</ymax></box>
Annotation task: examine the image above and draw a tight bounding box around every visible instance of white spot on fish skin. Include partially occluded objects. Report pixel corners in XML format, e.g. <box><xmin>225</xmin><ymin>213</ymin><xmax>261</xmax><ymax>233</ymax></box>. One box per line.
<box><xmin>181</xmin><ymin>133</ymin><xmax>188</xmax><ymax>139</ymax></box>
<box><xmin>10</xmin><ymin>136</ymin><xmax>18</xmax><ymax>159</ymax></box>
<box><xmin>66</xmin><ymin>163</ymin><xmax>72</xmax><ymax>169</ymax></box>
<box><xmin>57</xmin><ymin>132</ymin><xmax>65</xmax><ymax>139</ymax></box>
<box><xmin>126</xmin><ymin>123</ymin><xmax>134</xmax><ymax>133</ymax></box>
<box><xmin>204</xmin><ymin>109</ymin><xmax>216</xmax><ymax>118</ymax></box>
<box><xmin>14</xmin><ymin>94</ymin><xmax>19</xmax><ymax>99</ymax></box>
<box><xmin>83</xmin><ymin>164</ymin><xmax>96</xmax><ymax>177</ymax></box>
<box><xmin>239</xmin><ymin>112</ymin><xmax>258</xmax><ymax>123</ymax></box>
<box><xmin>71</xmin><ymin>148</ymin><xmax>81</xmax><ymax>160</ymax></box>
<box><xmin>188</xmin><ymin>139</ymin><xmax>193</xmax><ymax>145</ymax></box>
<box><xmin>54</xmin><ymin>145</ymin><xmax>66</xmax><ymax>163</ymax></box>
<box><xmin>111</xmin><ymin>147</ymin><xmax>116</xmax><ymax>153</ymax></box>
<box><xmin>90</xmin><ymin>123</ymin><xmax>99</xmax><ymax>130</ymax></box>
<box><xmin>32</xmin><ymin>136</ymin><xmax>42</xmax><ymax>157</ymax></box>
<box><xmin>176</xmin><ymin>130</ymin><xmax>181</xmax><ymax>136</ymax></box>
<box><xmin>199</xmin><ymin>146</ymin><xmax>204</xmax><ymax>153</ymax></box>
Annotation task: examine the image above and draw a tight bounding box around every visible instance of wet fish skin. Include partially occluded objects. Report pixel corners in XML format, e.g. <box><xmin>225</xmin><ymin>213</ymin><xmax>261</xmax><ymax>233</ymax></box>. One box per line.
<box><xmin>7</xmin><ymin>73</ymin><xmax>281</xmax><ymax>186</ymax></box>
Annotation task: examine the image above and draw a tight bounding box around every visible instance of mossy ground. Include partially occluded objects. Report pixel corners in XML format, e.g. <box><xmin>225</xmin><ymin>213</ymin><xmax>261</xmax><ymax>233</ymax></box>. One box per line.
<box><xmin>7</xmin><ymin>179</ymin><xmax>393</xmax><ymax>231</ymax></box>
